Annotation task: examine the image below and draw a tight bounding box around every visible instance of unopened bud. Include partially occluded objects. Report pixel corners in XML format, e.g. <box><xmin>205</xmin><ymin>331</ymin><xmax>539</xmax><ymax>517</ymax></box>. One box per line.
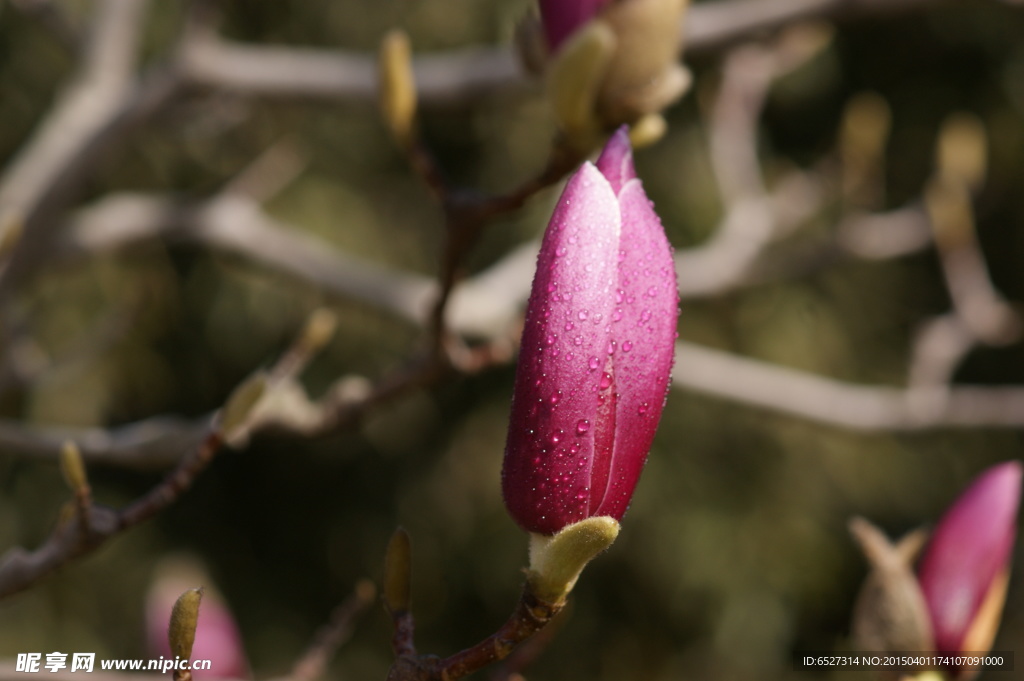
<box><xmin>924</xmin><ymin>179</ymin><xmax>975</xmax><ymax>251</ymax></box>
<box><xmin>59</xmin><ymin>441</ymin><xmax>89</xmax><ymax>495</ymax></box>
<box><xmin>840</xmin><ymin>92</ymin><xmax>891</xmax><ymax>203</ymax></box>
<box><xmin>547</xmin><ymin>19</ymin><xmax>617</xmax><ymax>150</ymax></box>
<box><xmin>629</xmin><ymin>113</ymin><xmax>668</xmax><ymax>148</ymax></box>
<box><xmin>937</xmin><ymin>113</ymin><xmax>987</xmax><ymax>193</ymax></box>
<box><xmin>383</xmin><ymin>527</ymin><xmax>411</xmax><ymax>614</ymax></box>
<box><xmin>300</xmin><ymin>308</ymin><xmax>338</xmax><ymax>353</ymax></box>
<box><xmin>168</xmin><ymin>587</ymin><xmax>204</xmax><ymax>661</ymax></box>
<box><xmin>220</xmin><ymin>373</ymin><xmax>267</xmax><ymax>440</ymax></box>
<box><xmin>849</xmin><ymin>517</ymin><xmax>934</xmax><ymax>654</ymax></box>
<box><xmin>527</xmin><ymin>516</ymin><xmax>620</xmax><ymax>605</ymax></box>
<box><xmin>379</xmin><ymin>30</ymin><xmax>417</xmax><ymax>146</ymax></box>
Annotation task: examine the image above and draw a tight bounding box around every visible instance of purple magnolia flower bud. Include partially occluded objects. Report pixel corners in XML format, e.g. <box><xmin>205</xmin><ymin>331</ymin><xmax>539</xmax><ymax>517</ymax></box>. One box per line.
<box><xmin>502</xmin><ymin>128</ymin><xmax>678</xmax><ymax>536</ymax></box>
<box><xmin>538</xmin><ymin>0</ymin><xmax>612</xmax><ymax>52</ymax></box>
<box><xmin>917</xmin><ymin>461</ymin><xmax>1021</xmax><ymax>655</ymax></box>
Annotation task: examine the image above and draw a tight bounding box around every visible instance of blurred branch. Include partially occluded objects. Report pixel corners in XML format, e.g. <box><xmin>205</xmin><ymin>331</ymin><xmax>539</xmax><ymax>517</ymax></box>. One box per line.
<box><xmin>272</xmin><ymin>580</ymin><xmax>378</xmax><ymax>681</ymax></box>
<box><xmin>0</xmin><ymin>416</ymin><xmax>207</xmax><ymax>470</ymax></box>
<box><xmin>0</xmin><ymin>0</ymin><xmax>154</xmax><ymax>257</ymax></box>
<box><xmin>170</xmin><ymin>0</ymin><xmax>948</xmax><ymax>104</ymax></box>
<box><xmin>674</xmin><ymin>342</ymin><xmax>1024</xmax><ymax>430</ymax></box>
<box><xmin>0</xmin><ymin>427</ymin><xmax>223</xmax><ymax>599</ymax></box>
<box><xmin>0</xmin><ymin>309</ymin><xmax>334</xmax><ymax>599</ymax></box>
<box><xmin>685</xmin><ymin>0</ymin><xmax>936</xmax><ymax>54</ymax></box>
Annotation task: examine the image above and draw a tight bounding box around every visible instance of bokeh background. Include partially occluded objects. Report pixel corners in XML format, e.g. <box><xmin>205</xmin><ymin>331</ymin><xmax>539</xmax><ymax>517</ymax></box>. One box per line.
<box><xmin>2</xmin><ymin>1</ymin><xmax>1024</xmax><ymax>680</ymax></box>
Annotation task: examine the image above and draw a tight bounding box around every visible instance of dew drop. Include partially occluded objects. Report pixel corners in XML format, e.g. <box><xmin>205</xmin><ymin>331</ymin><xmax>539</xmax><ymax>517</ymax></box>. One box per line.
<box><xmin>565</xmin><ymin>321</ymin><xmax>575</xmax><ymax>331</ymax></box>
<box><xmin>545</xmin><ymin>334</ymin><xmax>556</xmax><ymax>346</ymax></box>
<box><xmin>578</xmin><ymin>310</ymin><xmax>589</xmax><ymax>321</ymax></box>
<box><xmin>647</xmin><ymin>286</ymin><xmax>658</xmax><ymax>297</ymax></box>
<box><xmin>607</xmin><ymin>341</ymin><xmax>616</xmax><ymax>355</ymax></box>
<box><xmin>550</xmin><ymin>391</ymin><xmax>562</xmax><ymax>405</ymax></box>
<box><xmin>576</xmin><ymin>419</ymin><xmax>591</xmax><ymax>434</ymax></box>
<box><xmin>638</xmin><ymin>402</ymin><xmax>649</xmax><ymax>415</ymax></box>
<box><xmin>556</xmin><ymin>246</ymin><xmax>567</xmax><ymax>257</ymax></box>
<box><xmin>588</xmin><ymin>356</ymin><xmax>600</xmax><ymax>370</ymax></box>
<box><xmin>600</xmin><ymin>372</ymin><xmax>613</xmax><ymax>390</ymax></box>
<box><xmin>622</xmin><ymin>340</ymin><xmax>633</xmax><ymax>352</ymax></box>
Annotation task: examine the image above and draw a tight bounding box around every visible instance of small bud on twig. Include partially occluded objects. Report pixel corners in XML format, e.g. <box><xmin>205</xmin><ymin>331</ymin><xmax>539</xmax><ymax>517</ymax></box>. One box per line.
<box><xmin>300</xmin><ymin>308</ymin><xmax>338</xmax><ymax>354</ymax></box>
<box><xmin>219</xmin><ymin>372</ymin><xmax>267</xmax><ymax>443</ymax></box>
<box><xmin>379</xmin><ymin>30</ymin><xmax>417</xmax><ymax>147</ymax></box>
<box><xmin>384</xmin><ymin>527</ymin><xmax>412</xmax><ymax>614</ymax></box>
<box><xmin>936</xmin><ymin>113</ymin><xmax>987</xmax><ymax>193</ymax></box>
<box><xmin>169</xmin><ymin>587</ymin><xmax>204</xmax><ymax>679</ymax></box>
<box><xmin>59</xmin><ymin>441</ymin><xmax>89</xmax><ymax>497</ymax></box>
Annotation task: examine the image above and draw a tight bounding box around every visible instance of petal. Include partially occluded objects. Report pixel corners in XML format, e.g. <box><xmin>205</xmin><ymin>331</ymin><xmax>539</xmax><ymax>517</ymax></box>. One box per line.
<box><xmin>591</xmin><ymin>177</ymin><xmax>678</xmax><ymax>520</ymax></box>
<box><xmin>503</xmin><ymin>162</ymin><xmax>621</xmax><ymax>535</ymax></box>
<box><xmin>918</xmin><ymin>461</ymin><xmax>1021</xmax><ymax>653</ymax></box>
<box><xmin>595</xmin><ymin>126</ymin><xmax>637</xmax><ymax>194</ymax></box>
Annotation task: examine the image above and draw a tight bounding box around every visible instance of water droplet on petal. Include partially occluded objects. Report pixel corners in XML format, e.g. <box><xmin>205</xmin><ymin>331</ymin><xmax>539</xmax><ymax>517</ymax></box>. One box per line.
<box><xmin>576</xmin><ymin>419</ymin><xmax>591</xmax><ymax>434</ymax></box>
<box><xmin>638</xmin><ymin>402</ymin><xmax>649</xmax><ymax>415</ymax></box>
<box><xmin>588</xmin><ymin>356</ymin><xmax>600</xmax><ymax>370</ymax></box>
<box><xmin>600</xmin><ymin>372</ymin><xmax>613</xmax><ymax>390</ymax></box>
<box><xmin>578</xmin><ymin>310</ymin><xmax>589</xmax><ymax>321</ymax></box>
<box><xmin>622</xmin><ymin>340</ymin><xmax>633</xmax><ymax>352</ymax></box>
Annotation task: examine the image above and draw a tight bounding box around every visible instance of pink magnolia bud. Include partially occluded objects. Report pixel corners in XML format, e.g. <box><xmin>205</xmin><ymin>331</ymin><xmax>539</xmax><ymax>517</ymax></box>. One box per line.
<box><xmin>146</xmin><ymin>558</ymin><xmax>251</xmax><ymax>680</ymax></box>
<box><xmin>538</xmin><ymin>0</ymin><xmax>612</xmax><ymax>52</ymax></box>
<box><xmin>917</xmin><ymin>461</ymin><xmax>1021</xmax><ymax>655</ymax></box>
<box><xmin>502</xmin><ymin>128</ymin><xmax>678</xmax><ymax>535</ymax></box>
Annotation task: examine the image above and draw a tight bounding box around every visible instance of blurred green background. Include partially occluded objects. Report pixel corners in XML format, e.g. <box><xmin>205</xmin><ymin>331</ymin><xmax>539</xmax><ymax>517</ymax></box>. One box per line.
<box><xmin>2</xmin><ymin>1</ymin><xmax>1024</xmax><ymax>680</ymax></box>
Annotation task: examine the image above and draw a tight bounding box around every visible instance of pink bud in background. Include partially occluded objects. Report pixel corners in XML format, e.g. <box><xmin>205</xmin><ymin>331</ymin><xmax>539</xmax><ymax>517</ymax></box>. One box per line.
<box><xmin>917</xmin><ymin>461</ymin><xmax>1021</xmax><ymax>655</ymax></box>
<box><xmin>146</xmin><ymin>557</ymin><xmax>251</xmax><ymax>680</ymax></box>
<box><xmin>502</xmin><ymin>128</ymin><xmax>678</xmax><ymax>536</ymax></box>
<box><xmin>537</xmin><ymin>0</ymin><xmax>612</xmax><ymax>52</ymax></box>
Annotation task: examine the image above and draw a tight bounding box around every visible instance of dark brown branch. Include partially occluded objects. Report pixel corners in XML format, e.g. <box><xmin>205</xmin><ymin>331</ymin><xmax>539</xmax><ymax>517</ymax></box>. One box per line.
<box><xmin>0</xmin><ymin>428</ymin><xmax>223</xmax><ymax>599</ymax></box>
<box><xmin>433</xmin><ymin>587</ymin><xmax>563</xmax><ymax>681</ymax></box>
<box><xmin>275</xmin><ymin>580</ymin><xmax>378</xmax><ymax>681</ymax></box>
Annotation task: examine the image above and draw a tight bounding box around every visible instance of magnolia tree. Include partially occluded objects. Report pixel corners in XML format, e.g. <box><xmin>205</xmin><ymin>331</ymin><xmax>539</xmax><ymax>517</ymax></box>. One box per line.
<box><xmin>0</xmin><ymin>1</ymin><xmax>1023</xmax><ymax>680</ymax></box>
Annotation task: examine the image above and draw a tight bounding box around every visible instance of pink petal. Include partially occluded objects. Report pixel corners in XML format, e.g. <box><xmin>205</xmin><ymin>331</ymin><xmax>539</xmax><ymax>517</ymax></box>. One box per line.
<box><xmin>502</xmin><ymin>162</ymin><xmax>622</xmax><ymax>535</ymax></box>
<box><xmin>917</xmin><ymin>461</ymin><xmax>1022</xmax><ymax>653</ymax></box>
<box><xmin>595</xmin><ymin>127</ymin><xmax>638</xmax><ymax>195</ymax></box>
<box><xmin>590</xmin><ymin>177</ymin><xmax>678</xmax><ymax>519</ymax></box>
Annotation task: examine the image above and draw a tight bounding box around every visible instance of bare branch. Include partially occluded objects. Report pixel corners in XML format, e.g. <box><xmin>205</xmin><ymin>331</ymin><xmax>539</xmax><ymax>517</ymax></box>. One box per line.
<box><xmin>0</xmin><ymin>416</ymin><xmax>207</xmax><ymax>470</ymax></box>
<box><xmin>271</xmin><ymin>580</ymin><xmax>377</xmax><ymax>681</ymax></box>
<box><xmin>675</xmin><ymin>341</ymin><xmax>1024</xmax><ymax>430</ymax></box>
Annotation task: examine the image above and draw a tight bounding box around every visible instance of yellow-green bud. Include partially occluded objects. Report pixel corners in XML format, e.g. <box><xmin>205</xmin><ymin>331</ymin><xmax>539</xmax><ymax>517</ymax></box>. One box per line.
<box><xmin>527</xmin><ymin>516</ymin><xmax>620</xmax><ymax>605</ymax></box>
<box><xmin>168</xmin><ymin>588</ymin><xmax>204</xmax><ymax>661</ymax></box>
